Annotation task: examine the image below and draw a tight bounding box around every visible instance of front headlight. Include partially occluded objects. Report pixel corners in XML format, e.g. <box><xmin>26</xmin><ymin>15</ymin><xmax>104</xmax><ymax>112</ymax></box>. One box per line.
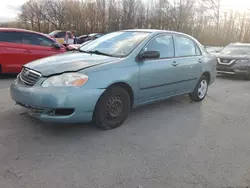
<box><xmin>42</xmin><ymin>73</ymin><xmax>88</xmax><ymax>87</ymax></box>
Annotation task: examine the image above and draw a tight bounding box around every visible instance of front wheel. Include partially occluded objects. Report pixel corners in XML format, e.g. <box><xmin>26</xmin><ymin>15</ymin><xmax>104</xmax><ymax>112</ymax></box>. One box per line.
<box><xmin>93</xmin><ymin>86</ymin><xmax>131</xmax><ymax>130</ymax></box>
<box><xmin>189</xmin><ymin>75</ymin><xmax>208</xmax><ymax>102</ymax></box>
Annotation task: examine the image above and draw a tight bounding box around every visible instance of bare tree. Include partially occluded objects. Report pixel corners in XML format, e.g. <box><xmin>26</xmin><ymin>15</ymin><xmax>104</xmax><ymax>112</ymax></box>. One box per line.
<box><xmin>1</xmin><ymin>0</ymin><xmax>248</xmax><ymax>46</ymax></box>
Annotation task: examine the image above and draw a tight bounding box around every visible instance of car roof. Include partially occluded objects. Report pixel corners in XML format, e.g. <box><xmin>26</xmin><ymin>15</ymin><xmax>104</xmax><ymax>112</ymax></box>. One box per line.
<box><xmin>121</xmin><ymin>29</ymin><xmax>200</xmax><ymax>43</ymax></box>
<box><xmin>229</xmin><ymin>43</ymin><xmax>250</xmax><ymax>46</ymax></box>
<box><xmin>122</xmin><ymin>29</ymin><xmax>184</xmax><ymax>34</ymax></box>
<box><xmin>0</xmin><ymin>28</ymin><xmax>42</xmax><ymax>34</ymax></box>
<box><xmin>0</xmin><ymin>28</ymin><xmax>53</xmax><ymax>39</ymax></box>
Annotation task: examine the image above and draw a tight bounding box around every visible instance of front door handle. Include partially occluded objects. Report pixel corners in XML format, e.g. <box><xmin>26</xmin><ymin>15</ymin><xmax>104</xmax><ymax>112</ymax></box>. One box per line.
<box><xmin>172</xmin><ymin>61</ymin><xmax>179</xmax><ymax>67</ymax></box>
<box><xmin>198</xmin><ymin>59</ymin><xmax>203</xmax><ymax>63</ymax></box>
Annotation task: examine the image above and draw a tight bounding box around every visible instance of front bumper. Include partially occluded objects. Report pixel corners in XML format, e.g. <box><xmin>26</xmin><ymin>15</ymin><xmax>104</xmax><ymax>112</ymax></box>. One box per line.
<box><xmin>217</xmin><ymin>64</ymin><xmax>250</xmax><ymax>76</ymax></box>
<box><xmin>10</xmin><ymin>80</ymin><xmax>105</xmax><ymax>123</ymax></box>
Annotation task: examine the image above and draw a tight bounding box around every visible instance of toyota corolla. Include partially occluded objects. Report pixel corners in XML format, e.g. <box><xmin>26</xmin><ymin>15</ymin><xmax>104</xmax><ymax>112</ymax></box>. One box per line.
<box><xmin>10</xmin><ymin>29</ymin><xmax>216</xmax><ymax>130</ymax></box>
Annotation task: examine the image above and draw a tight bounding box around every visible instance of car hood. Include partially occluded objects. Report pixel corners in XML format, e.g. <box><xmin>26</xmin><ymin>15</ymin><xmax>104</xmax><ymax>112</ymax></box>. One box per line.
<box><xmin>25</xmin><ymin>52</ymin><xmax>119</xmax><ymax>76</ymax></box>
<box><xmin>216</xmin><ymin>54</ymin><xmax>250</xmax><ymax>60</ymax></box>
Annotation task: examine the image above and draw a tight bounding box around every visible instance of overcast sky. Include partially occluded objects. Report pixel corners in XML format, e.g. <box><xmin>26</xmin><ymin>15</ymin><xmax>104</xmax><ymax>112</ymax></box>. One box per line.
<box><xmin>1</xmin><ymin>0</ymin><xmax>250</xmax><ymax>23</ymax></box>
<box><xmin>0</xmin><ymin>0</ymin><xmax>27</xmax><ymax>22</ymax></box>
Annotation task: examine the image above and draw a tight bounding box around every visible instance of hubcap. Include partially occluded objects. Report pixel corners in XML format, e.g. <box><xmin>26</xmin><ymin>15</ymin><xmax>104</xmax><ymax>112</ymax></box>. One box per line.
<box><xmin>105</xmin><ymin>96</ymin><xmax>124</xmax><ymax>120</ymax></box>
<box><xmin>198</xmin><ymin>80</ymin><xmax>208</xmax><ymax>99</ymax></box>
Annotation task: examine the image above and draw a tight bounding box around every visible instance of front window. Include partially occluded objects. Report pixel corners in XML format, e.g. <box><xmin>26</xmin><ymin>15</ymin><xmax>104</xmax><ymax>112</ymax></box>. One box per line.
<box><xmin>79</xmin><ymin>31</ymin><xmax>150</xmax><ymax>57</ymax></box>
<box><xmin>21</xmin><ymin>33</ymin><xmax>54</xmax><ymax>47</ymax></box>
<box><xmin>143</xmin><ymin>34</ymin><xmax>174</xmax><ymax>58</ymax></box>
<box><xmin>221</xmin><ymin>45</ymin><xmax>250</xmax><ymax>55</ymax></box>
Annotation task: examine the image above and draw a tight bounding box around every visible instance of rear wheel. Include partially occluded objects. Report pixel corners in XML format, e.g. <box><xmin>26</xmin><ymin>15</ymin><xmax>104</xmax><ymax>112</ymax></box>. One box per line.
<box><xmin>189</xmin><ymin>75</ymin><xmax>208</xmax><ymax>102</ymax></box>
<box><xmin>93</xmin><ymin>86</ymin><xmax>131</xmax><ymax>130</ymax></box>
<box><xmin>244</xmin><ymin>71</ymin><xmax>250</xmax><ymax>80</ymax></box>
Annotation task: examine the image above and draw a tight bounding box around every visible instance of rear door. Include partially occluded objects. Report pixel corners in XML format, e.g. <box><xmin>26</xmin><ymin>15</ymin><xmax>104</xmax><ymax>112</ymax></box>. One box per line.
<box><xmin>0</xmin><ymin>31</ymin><xmax>27</xmax><ymax>73</ymax></box>
<box><xmin>172</xmin><ymin>34</ymin><xmax>203</xmax><ymax>94</ymax></box>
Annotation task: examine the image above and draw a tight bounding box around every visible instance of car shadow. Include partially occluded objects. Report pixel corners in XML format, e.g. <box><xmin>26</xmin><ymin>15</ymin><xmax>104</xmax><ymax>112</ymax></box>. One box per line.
<box><xmin>0</xmin><ymin>74</ymin><xmax>17</xmax><ymax>79</ymax></box>
<box><xmin>217</xmin><ymin>74</ymin><xmax>249</xmax><ymax>81</ymax></box>
<box><xmin>21</xmin><ymin>94</ymin><xmax>200</xmax><ymax>137</ymax></box>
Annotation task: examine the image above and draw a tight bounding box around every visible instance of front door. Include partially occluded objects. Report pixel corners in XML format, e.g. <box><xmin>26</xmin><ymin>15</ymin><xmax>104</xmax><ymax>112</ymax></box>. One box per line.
<box><xmin>139</xmin><ymin>34</ymin><xmax>178</xmax><ymax>103</ymax></box>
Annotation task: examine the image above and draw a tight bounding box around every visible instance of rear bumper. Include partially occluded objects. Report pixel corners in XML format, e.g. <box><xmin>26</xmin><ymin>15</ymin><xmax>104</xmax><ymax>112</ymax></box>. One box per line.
<box><xmin>10</xmin><ymin>80</ymin><xmax>105</xmax><ymax>123</ymax></box>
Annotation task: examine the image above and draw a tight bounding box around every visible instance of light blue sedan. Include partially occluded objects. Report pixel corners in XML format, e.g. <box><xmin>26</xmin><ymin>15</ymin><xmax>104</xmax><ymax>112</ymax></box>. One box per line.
<box><xmin>10</xmin><ymin>29</ymin><xmax>216</xmax><ymax>129</ymax></box>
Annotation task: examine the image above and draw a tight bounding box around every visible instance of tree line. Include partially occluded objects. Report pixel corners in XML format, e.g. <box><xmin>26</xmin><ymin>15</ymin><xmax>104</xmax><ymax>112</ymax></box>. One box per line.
<box><xmin>1</xmin><ymin>0</ymin><xmax>250</xmax><ymax>46</ymax></box>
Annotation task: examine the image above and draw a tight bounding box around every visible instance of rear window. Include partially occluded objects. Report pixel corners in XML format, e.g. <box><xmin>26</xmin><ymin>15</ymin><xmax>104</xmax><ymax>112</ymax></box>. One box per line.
<box><xmin>0</xmin><ymin>32</ymin><xmax>22</xmax><ymax>43</ymax></box>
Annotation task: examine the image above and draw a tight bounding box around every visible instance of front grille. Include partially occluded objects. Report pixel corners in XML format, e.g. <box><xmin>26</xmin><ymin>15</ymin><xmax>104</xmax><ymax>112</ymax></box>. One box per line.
<box><xmin>19</xmin><ymin>68</ymin><xmax>41</xmax><ymax>86</ymax></box>
<box><xmin>217</xmin><ymin>67</ymin><xmax>235</xmax><ymax>73</ymax></box>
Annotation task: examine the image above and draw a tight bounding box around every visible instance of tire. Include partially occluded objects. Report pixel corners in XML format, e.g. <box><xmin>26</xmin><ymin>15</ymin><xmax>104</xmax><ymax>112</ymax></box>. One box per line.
<box><xmin>244</xmin><ymin>71</ymin><xmax>250</xmax><ymax>80</ymax></box>
<box><xmin>93</xmin><ymin>86</ymin><xmax>131</xmax><ymax>130</ymax></box>
<box><xmin>189</xmin><ymin>75</ymin><xmax>209</xmax><ymax>102</ymax></box>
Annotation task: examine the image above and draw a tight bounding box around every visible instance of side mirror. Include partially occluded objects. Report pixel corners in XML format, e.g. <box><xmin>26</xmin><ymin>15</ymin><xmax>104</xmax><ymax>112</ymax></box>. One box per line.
<box><xmin>52</xmin><ymin>43</ymin><xmax>61</xmax><ymax>49</ymax></box>
<box><xmin>140</xmin><ymin>51</ymin><xmax>160</xmax><ymax>60</ymax></box>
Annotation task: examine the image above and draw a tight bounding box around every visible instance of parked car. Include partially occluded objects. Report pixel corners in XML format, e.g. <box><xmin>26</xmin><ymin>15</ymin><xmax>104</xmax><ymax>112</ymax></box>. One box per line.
<box><xmin>216</xmin><ymin>43</ymin><xmax>250</xmax><ymax>80</ymax></box>
<box><xmin>66</xmin><ymin>40</ymin><xmax>93</xmax><ymax>51</ymax></box>
<box><xmin>0</xmin><ymin>28</ymin><xmax>66</xmax><ymax>73</ymax></box>
<box><xmin>205</xmin><ymin>46</ymin><xmax>223</xmax><ymax>55</ymax></box>
<box><xmin>10</xmin><ymin>29</ymin><xmax>216</xmax><ymax>130</ymax></box>
<box><xmin>76</xmin><ymin>34</ymin><xmax>88</xmax><ymax>44</ymax></box>
<box><xmin>77</xmin><ymin>33</ymin><xmax>104</xmax><ymax>44</ymax></box>
<box><xmin>49</xmin><ymin>30</ymin><xmax>75</xmax><ymax>45</ymax></box>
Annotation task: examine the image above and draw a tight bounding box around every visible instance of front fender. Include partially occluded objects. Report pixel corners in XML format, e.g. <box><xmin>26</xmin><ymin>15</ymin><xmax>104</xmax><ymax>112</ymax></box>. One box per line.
<box><xmin>82</xmin><ymin>65</ymin><xmax>140</xmax><ymax>104</ymax></box>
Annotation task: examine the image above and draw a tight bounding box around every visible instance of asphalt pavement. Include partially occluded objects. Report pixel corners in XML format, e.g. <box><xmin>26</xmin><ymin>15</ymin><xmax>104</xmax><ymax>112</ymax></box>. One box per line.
<box><xmin>0</xmin><ymin>75</ymin><xmax>250</xmax><ymax>188</ymax></box>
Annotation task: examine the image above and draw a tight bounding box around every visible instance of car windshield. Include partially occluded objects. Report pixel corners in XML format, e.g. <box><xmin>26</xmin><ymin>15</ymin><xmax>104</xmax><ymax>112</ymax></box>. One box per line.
<box><xmin>88</xmin><ymin>33</ymin><xmax>98</xmax><ymax>37</ymax></box>
<box><xmin>48</xmin><ymin>31</ymin><xmax>59</xmax><ymax>36</ymax></box>
<box><xmin>221</xmin><ymin>45</ymin><xmax>250</xmax><ymax>55</ymax></box>
<box><xmin>206</xmin><ymin>47</ymin><xmax>222</xmax><ymax>53</ymax></box>
<box><xmin>79</xmin><ymin>31</ymin><xmax>150</xmax><ymax>57</ymax></box>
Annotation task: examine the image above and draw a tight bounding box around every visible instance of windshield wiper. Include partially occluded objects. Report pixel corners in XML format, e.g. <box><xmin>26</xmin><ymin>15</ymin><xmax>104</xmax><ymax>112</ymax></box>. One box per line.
<box><xmin>78</xmin><ymin>49</ymin><xmax>89</xmax><ymax>53</ymax></box>
<box><xmin>85</xmin><ymin>50</ymin><xmax>114</xmax><ymax>57</ymax></box>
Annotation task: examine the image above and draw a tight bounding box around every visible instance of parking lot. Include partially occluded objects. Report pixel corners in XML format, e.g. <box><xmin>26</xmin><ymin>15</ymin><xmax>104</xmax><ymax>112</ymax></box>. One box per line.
<box><xmin>0</xmin><ymin>75</ymin><xmax>250</xmax><ymax>188</ymax></box>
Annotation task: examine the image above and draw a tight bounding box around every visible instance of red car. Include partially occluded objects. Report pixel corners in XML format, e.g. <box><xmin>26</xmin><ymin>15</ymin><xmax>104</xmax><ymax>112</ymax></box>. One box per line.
<box><xmin>0</xmin><ymin>28</ymin><xmax>66</xmax><ymax>73</ymax></box>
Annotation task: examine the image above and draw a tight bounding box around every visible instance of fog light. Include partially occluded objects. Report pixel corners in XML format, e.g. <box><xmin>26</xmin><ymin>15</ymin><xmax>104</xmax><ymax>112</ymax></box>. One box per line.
<box><xmin>47</xmin><ymin>108</ymin><xmax>74</xmax><ymax>116</ymax></box>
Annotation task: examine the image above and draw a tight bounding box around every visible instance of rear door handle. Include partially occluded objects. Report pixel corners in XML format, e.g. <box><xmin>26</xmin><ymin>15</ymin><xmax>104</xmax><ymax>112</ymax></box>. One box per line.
<box><xmin>198</xmin><ymin>59</ymin><xmax>203</xmax><ymax>63</ymax></box>
<box><xmin>24</xmin><ymin>49</ymin><xmax>32</xmax><ymax>53</ymax></box>
<box><xmin>172</xmin><ymin>61</ymin><xmax>179</xmax><ymax>67</ymax></box>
